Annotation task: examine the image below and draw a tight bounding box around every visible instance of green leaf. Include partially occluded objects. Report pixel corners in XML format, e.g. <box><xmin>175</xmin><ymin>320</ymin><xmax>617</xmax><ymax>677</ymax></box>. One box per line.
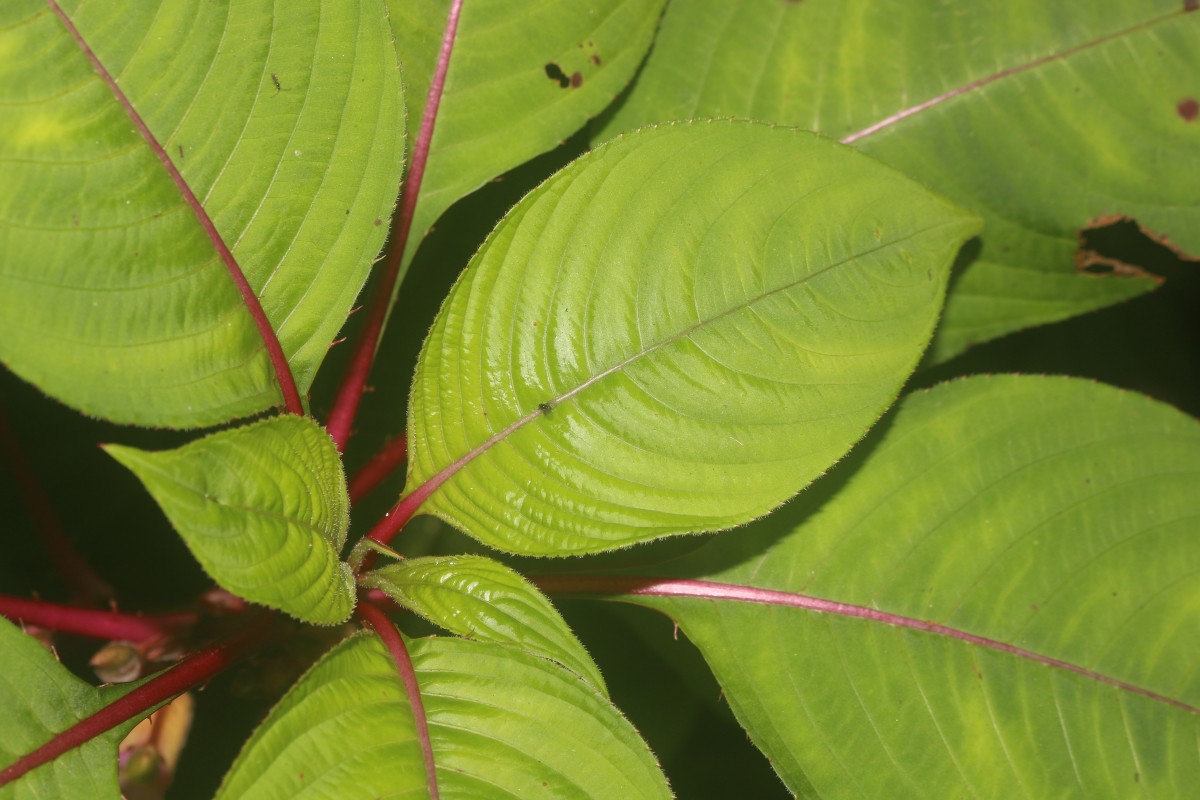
<box><xmin>609</xmin><ymin>376</ymin><xmax>1200</xmax><ymax>797</ymax></box>
<box><xmin>407</xmin><ymin>120</ymin><xmax>980</xmax><ymax>555</ymax></box>
<box><xmin>362</xmin><ymin>554</ymin><xmax>606</xmax><ymax>693</ymax></box>
<box><xmin>415</xmin><ymin>635</ymin><xmax>669</xmax><ymax>799</ymax></box>
<box><xmin>0</xmin><ymin>618</ymin><xmax>143</xmax><ymax>799</ymax></box>
<box><xmin>214</xmin><ymin>632</ymin><xmax>426</xmax><ymax>800</ymax></box>
<box><xmin>594</xmin><ymin>0</ymin><xmax>1200</xmax><ymax>363</ymax></box>
<box><xmin>0</xmin><ymin>0</ymin><xmax>405</xmax><ymax>427</ymax></box>
<box><xmin>218</xmin><ymin>633</ymin><xmax>669</xmax><ymax>799</ymax></box>
<box><xmin>106</xmin><ymin>416</ymin><xmax>354</xmax><ymax>625</ymax></box>
<box><xmin>387</xmin><ymin>0</ymin><xmax>664</xmax><ymax>268</ymax></box>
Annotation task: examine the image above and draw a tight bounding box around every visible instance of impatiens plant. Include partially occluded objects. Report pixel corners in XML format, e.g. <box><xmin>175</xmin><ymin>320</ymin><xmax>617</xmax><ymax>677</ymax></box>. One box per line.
<box><xmin>2</xmin><ymin>0</ymin><xmax>1197</xmax><ymax>798</ymax></box>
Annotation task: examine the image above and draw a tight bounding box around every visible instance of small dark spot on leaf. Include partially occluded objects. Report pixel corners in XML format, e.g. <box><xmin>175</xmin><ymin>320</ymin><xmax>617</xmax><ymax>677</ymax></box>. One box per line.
<box><xmin>590</xmin><ymin>54</ymin><xmax>601</xmax><ymax>66</ymax></box>
<box><xmin>271</xmin><ymin>72</ymin><xmax>282</xmax><ymax>93</ymax></box>
<box><xmin>1134</xmin><ymin>772</ymin><xmax>1141</xmax><ymax>783</ymax></box>
<box><xmin>177</xmin><ymin>144</ymin><xmax>184</xmax><ymax>159</ymax></box>
<box><xmin>538</xmin><ymin>401</ymin><xmax>554</xmax><ymax>414</ymax></box>
<box><xmin>373</xmin><ymin>218</ymin><xmax>382</xmax><ymax>227</ymax></box>
<box><xmin>570</xmin><ymin>71</ymin><xmax>583</xmax><ymax>88</ymax></box>
<box><xmin>1177</xmin><ymin>97</ymin><xmax>1198</xmax><ymax>122</ymax></box>
<box><xmin>1083</xmin><ymin>477</ymin><xmax>1091</xmax><ymax>484</ymax></box>
<box><xmin>1030</xmin><ymin>604</ymin><xmax>1039</xmax><ymax>611</ymax></box>
<box><xmin>544</xmin><ymin>62</ymin><xmax>570</xmax><ymax>88</ymax></box>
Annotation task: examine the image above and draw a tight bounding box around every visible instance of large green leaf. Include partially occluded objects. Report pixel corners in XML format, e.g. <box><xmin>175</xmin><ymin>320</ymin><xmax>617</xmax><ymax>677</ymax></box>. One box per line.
<box><xmin>595</xmin><ymin>0</ymin><xmax>1200</xmax><ymax>363</ymax></box>
<box><xmin>0</xmin><ymin>0</ymin><xmax>405</xmax><ymax>427</ymax></box>
<box><xmin>386</xmin><ymin>0</ymin><xmax>664</xmax><ymax>272</ymax></box>
<box><xmin>106</xmin><ymin>416</ymin><xmax>354</xmax><ymax>625</ymax></box>
<box><xmin>406</xmin><ymin>121</ymin><xmax>980</xmax><ymax>555</ymax></box>
<box><xmin>597</xmin><ymin>376</ymin><xmax>1200</xmax><ymax>797</ymax></box>
<box><xmin>0</xmin><ymin>618</ymin><xmax>144</xmax><ymax>799</ymax></box>
<box><xmin>214</xmin><ymin>632</ymin><xmax>426</xmax><ymax>800</ymax></box>
<box><xmin>218</xmin><ymin>633</ymin><xmax>670</xmax><ymax>799</ymax></box>
<box><xmin>362</xmin><ymin>554</ymin><xmax>606</xmax><ymax>693</ymax></box>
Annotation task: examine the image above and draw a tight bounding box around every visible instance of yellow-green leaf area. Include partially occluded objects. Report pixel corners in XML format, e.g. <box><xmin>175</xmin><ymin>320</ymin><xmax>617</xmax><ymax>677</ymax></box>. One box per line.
<box><xmin>106</xmin><ymin>416</ymin><xmax>353</xmax><ymax>625</ymax></box>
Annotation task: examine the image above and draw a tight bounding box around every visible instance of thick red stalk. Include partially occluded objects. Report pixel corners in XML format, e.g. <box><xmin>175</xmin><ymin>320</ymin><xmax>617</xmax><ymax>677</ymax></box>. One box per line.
<box><xmin>44</xmin><ymin>0</ymin><xmax>303</xmax><ymax>415</ymax></box>
<box><xmin>0</xmin><ymin>595</ymin><xmax>196</xmax><ymax>642</ymax></box>
<box><xmin>326</xmin><ymin>0</ymin><xmax>465</xmax><ymax>451</ymax></box>
<box><xmin>348</xmin><ymin>435</ymin><xmax>408</xmax><ymax>503</ymax></box>
<box><xmin>0</xmin><ymin>407</ymin><xmax>113</xmax><ymax>604</ymax></box>
<box><xmin>357</xmin><ymin>600</ymin><xmax>440</xmax><ymax>799</ymax></box>
<box><xmin>533</xmin><ymin>575</ymin><xmax>1200</xmax><ymax>716</ymax></box>
<box><xmin>0</xmin><ymin>613</ymin><xmax>274</xmax><ymax>788</ymax></box>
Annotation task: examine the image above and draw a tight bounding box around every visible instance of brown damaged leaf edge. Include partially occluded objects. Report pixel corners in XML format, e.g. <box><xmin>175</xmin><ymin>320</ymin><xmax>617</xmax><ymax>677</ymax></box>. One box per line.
<box><xmin>1075</xmin><ymin>215</ymin><xmax>1199</xmax><ymax>281</ymax></box>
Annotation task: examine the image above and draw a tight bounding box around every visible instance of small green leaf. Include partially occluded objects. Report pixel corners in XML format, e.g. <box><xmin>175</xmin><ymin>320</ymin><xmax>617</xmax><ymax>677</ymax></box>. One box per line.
<box><xmin>106</xmin><ymin>416</ymin><xmax>353</xmax><ymax>625</ymax></box>
<box><xmin>407</xmin><ymin>120</ymin><xmax>980</xmax><ymax>555</ymax></box>
<box><xmin>387</xmin><ymin>0</ymin><xmax>665</xmax><ymax>271</ymax></box>
<box><xmin>593</xmin><ymin>0</ymin><xmax>1200</xmax><ymax>363</ymax></box>
<box><xmin>612</xmin><ymin>376</ymin><xmax>1200</xmax><ymax>797</ymax></box>
<box><xmin>0</xmin><ymin>618</ymin><xmax>145</xmax><ymax>799</ymax></box>
<box><xmin>363</xmin><ymin>555</ymin><xmax>606</xmax><ymax>693</ymax></box>
<box><xmin>219</xmin><ymin>634</ymin><xmax>668</xmax><ymax>799</ymax></box>
<box><xmin>0</xmin><ymin>0</ymin><xmax>405</xmax><ymax>426</ymax></box>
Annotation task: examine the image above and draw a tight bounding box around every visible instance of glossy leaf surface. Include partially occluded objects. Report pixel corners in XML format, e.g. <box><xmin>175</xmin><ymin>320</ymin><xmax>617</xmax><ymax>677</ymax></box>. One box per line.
<box><xmin>363</xmin><ymin>555</ymin><xmax>605</xmax><ymax>693</ymax></box>
<box><xmin>0</xmin><ymin>0</ymin><xmax>405</xmax><ymax>426</ymax></box>
<box><xmin>106</xmin><ymin>417</ymin><xmax>353</xmax><ymax>625</ymax></box>
<box><xmin>387</xmin><ymin>0</ymin><xmax>664</xmax><ymax>268</ymax></box>
<box><xmin>0</xmin><ymin>618</ymin><xmax>142</xmax><ymax>799</ymax></box>
<box><xmin>607</xmin><ymin>376</ymin><xmax>1200</xmax><ymax>797</ymax></box>
<box><xmin>218</xmin><ymin>634</ymin><xmax>670</xmax><ymax>799</ymax></box>
<box><xmin>407</xmin><ymin>121</ymin><xmax>980</xmax><ymax>555</ymax></box>
<box><xmin>595</xmin><ymin>0</ymin><xmax>1200</xmax><ymax>363</ymax></box>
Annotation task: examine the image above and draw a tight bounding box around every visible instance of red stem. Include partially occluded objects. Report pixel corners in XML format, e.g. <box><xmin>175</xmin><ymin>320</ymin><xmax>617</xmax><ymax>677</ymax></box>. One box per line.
<box><xmin>0</xmin><ymin>406</ymin><xmax>113</xmax><ymax>604</ymax></box>
<box><xmin>0</xmin><ymin>613</ymin><xmax>274</xmax><ymax>788</ymax></box>
<box><xmin>0</xmin><ymin>595</ymin><xmax>196</xmax><ymax>642</ymax></box>
<box><xmin>532</xmin><ymin>575</ymin><xmax>1200</xmax><ymax>716</ymax></box>
<box><xmin>348</xmin><ymin>435</ymin><xmax>408</xmax><ymax>504</ymax></box>
<box><xmin>357</xmin><ymin>600</ymin><xmax>440</xmax><ymax>799</ymax></box>
<box><xmin>44</xmin><ymin>0</ymin><xmax>303</xmax><ymax>415</ymax></box>
<box><xmin>326</xmin><ymin>0</ymin><xmax>465</xmax><ymax>451</ymax></box>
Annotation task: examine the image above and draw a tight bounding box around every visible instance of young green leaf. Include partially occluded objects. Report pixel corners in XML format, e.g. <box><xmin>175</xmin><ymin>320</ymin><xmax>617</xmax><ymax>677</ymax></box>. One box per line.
<box><xmin>593</xmin><ymin>0</ymin><xmax>1200</xmax><ymax>363</ymax></box>
<box><xmin>0</xmin><ymin>619</ymin><xmax>146</xmax><ymax>798</ymax></box>
<box><xmin>606</xmin><ymin>376</ymin><xmax>1200</xmax><ymax>797</ymax></box>
<box><xmin>387</xmin><ymin>0</ymin><xmax>665</xmax><ymax>271</ymax></box>
<box><xmin>106</xmin><ymin>417</ymin><xmax>354</xmax><ymax>626</ymax></box>
<box><xmin>405</xmin><ymin>120</ymin><xmax>980</xmax><ymax>555</ymax></box>
<box><xmin>0</xmin><ymin>0</ymin><xmax>405</xmax><ymax>427</ymax></box>
<box><xmin>218</xmin><ymin>633</ymin><xmax>669</xmax><ymax>799</ymax></box>
<box><xmin>362</xmin><ymin>555</ymin><xmax>606</xmax><ymax>693</ymax></box>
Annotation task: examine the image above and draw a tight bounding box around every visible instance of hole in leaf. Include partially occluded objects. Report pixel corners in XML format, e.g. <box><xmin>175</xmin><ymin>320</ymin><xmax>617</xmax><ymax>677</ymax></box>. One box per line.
<box><xmin>1075</xmin><ymin>216</ymin><xmax>1197</xmax><ymax>283</ymax></box>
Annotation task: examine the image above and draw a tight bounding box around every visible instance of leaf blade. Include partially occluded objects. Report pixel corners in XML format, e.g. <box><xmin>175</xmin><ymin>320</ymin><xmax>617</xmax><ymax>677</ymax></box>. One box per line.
<box><xmin>0</xmin><ymin>0</ymin><xmax>405</xmax><ymax>426</ymax></box>
<box><xmin>106</xmin><ymin>416</ymin><xmax>354</xmax><ymax>626</ymax></box>
<box><xmin>363</xmin><ymin>555</ymin><xmax>606</xmax><ymax>693</ymax></box>
<box><xmin>605</xmin><ymin>376</ymin><xmax>1200</xmax><ymax>796</ymax></box>
<box><xmin>217</xmin><ymin>633</ymin><xmax>669</xmax><ymax>800</ymax></box>
<box><xmin>0</xmin><ymin>619</ymin><xmax>143</xmax><ymax>800</ymax></box>
<box><xmin>593</xmin><ymin>0</ymin><xmax>1199</xmax><ymax>363</ymax></box>
<box><xmin>387</xmin><ymin>0</ymin><xmax>665</xmax><ymax>270</ymax></box>
<box><xmin>407</xmin><ymin>121</ymin><xmax>980</xmax><ymax>555</ymax></box>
